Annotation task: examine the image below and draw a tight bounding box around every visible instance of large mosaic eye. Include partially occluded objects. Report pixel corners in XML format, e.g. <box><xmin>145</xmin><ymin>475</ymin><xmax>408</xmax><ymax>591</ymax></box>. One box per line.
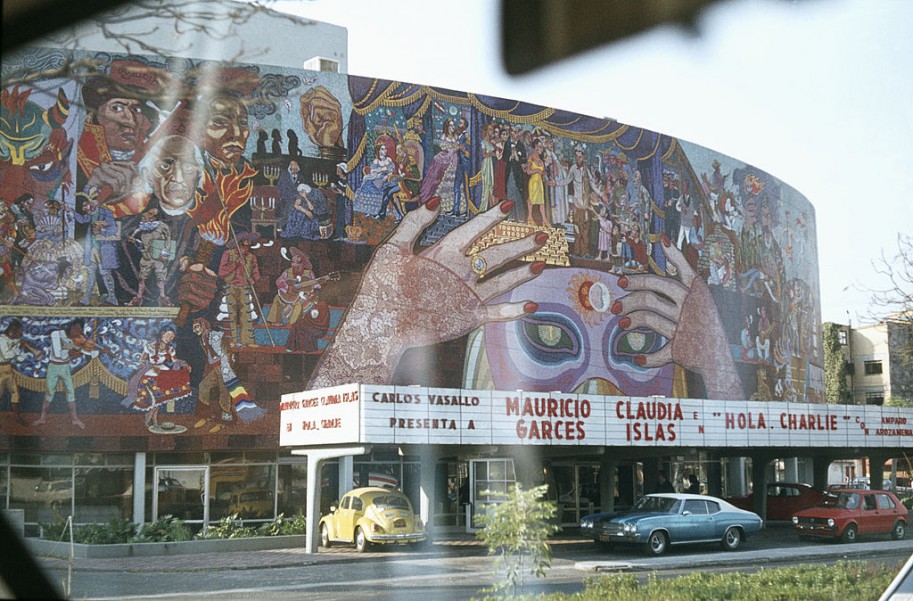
<box><xmin>614</xmin><ymin>328</ymin><xmax>668</xmax><ymax>363</ymax></box>
<box><xmin>517</xmin><ymin>313</ymin><xmax>581</xmax><ymax>365</ymax></box>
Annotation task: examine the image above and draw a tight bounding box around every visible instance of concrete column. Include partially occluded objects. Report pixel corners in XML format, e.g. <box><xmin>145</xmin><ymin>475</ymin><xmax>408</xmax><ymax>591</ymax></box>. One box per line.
<box><xmin>132</xmin><ymin>452</ymin><xmax>146</xmax><ymax>526</ymax></box>
<box><xmin>812</xmin><ymin>457</ymin><xmax>832</xmax><ymax>491</ymax></box>
<box><xmin>784</xmin><ymin>457</ymin><xmax>799</xmax><ymax>482</ymax></box>
<box><xmin>338</xmin><ymin>455</ymin><xmax>353</xmax><ymax>498</ymax></box>
<box><xmin>706</xmin><ymin>453</ymin><xmax>722</xmax><ymax>498</ymax></box>
<box><xmin>418</xmin><ymin>446</ymin><xmax>440</xmax><ymax>534</ymax></box>
<box><xmin>726</xmin><ymin>457</ymin><xmax>747</xmax><ymax>497</ymax></box>
<box><xmin>599</xmin><ymin>455</ymin><xmax>617</xmax><ymax>513</ymax></box>
<box><xmin>868</xmin><ymin>454</ymin><xmax>890</xmax><ymax>491</ymax></box>
<box><xmin>642</xmin><ymin>457</ymin><xmax>660</xmax><ymax>495</ymax></box>
<box><xmin>292</xmin><ymin>446</ymin><xmax>369</xmax><ymax>554</ymax></box>
<box><xmin>306</xmin><ymin>454</ymin><xmax>326</xmax><ymax>555</ymax></box>
<box><xmin>750</xmin><ymin>455</ymin><xmax>770</xmax><ymax>519</ymax></box>
<box><xmin>511</xmin><ymin>447</ymin><xmax>542</xmax><ymax>488</ymax></box>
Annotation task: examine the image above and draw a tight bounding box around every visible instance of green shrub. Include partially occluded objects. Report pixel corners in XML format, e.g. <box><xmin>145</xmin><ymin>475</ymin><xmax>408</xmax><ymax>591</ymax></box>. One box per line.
<box><xmin>476</xmin><ymin>483</ymin><xmax>560</xmax><ymax>599</ymax></box>
<box><xmin>39</xmin><ymin>517</ymin><xmax>71</xmax><ymax>542</ymax></box>
<box><xmin>132</xmin><ymin>515</ymin><xmax>192</xmax><ymax>543</ymax></box>
<box><xmin>900</xmin><ymin>495</ymin><xmax>913</xmax><ymax>510</ymax></box>
<box><xmin>40</xmin><ymin>513</ymin><xmax>306</xmax><ymax>543</ymax></box>
<box><xmin>40</xmin><ymin>517</ymin><xmax>137</xmax><ymax>544</ymax></box>
<box><xmin>74</xmin><ymin>518</ymin><xmax>137</xmax><ymax>544</ymax></box>
<box><xmin>526</xmin><ymin>561</ymin><xmax>899</xmax><ymax>601</ymax></box>
<box><xmin>256</xmin><ymin>513</ymin><xmax>307</xmax><ymax>536</ymax></box>
<box><xmin>195</xmin><ymin>514</ymin><xmax>256</xmax><ymax>539</ymax></box>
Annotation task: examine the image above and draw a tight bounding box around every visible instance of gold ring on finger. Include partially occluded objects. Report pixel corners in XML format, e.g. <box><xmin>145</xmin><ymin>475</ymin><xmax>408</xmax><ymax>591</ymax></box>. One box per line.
<box><xmin>470</xmin><ymin>253</ymin><xmax>487</xmax><ymax>277</ymax></box>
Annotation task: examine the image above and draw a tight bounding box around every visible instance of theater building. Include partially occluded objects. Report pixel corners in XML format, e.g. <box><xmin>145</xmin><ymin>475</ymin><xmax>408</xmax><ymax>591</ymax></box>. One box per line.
<box><xmin>2</xmin><ymin>2</ymin><xmax>910</xmax><ymax>545</ymax></box>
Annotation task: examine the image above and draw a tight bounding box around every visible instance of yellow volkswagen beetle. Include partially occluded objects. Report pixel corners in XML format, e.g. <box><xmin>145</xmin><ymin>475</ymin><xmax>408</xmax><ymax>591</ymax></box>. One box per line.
<box><xmin>319</xmin><ymin>487</ymin><xmax>427</xmax><ymax>552</ymax></box>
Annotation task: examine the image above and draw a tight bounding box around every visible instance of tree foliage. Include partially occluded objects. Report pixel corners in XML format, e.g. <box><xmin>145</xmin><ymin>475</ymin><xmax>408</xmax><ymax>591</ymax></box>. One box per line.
<box><xmin>869</xmin><ymin>234</ymin><xmax>913</xmax><ymax>356</ymax></box>
<box><xmin>3</xmin><ymin>0</ymin><xmax>289</xmax><ymax>89</ymax></box>
<box><xmin>475</xmin><ymin>483</ymin><xmax>560</xmax><ymax>599</ymax></box>
<box><xmin>822</xmin><ymin>322</ymin><xmax>849</xmax><ymax>404</ymax></box>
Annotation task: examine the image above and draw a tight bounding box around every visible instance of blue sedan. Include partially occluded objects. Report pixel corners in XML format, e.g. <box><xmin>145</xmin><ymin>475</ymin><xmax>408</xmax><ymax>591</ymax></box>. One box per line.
<box><xmin>594</xmin><ymin>493</ymin><xmax>763</xmax><ymax>555</ymax></box>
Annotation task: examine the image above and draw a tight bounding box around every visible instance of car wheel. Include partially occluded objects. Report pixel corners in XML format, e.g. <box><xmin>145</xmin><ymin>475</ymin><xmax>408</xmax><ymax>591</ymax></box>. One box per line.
<box><xmin>320</xmin><ymin>524</ymin><xmax>331</xmax><ymax>548</ymax></box>
<box><xmin>354</xmin><ymin>526</ymin><xmax>369</xmax><ymax>553</ymax></box>
<box><xmin>841</xmin><ymin>523</ymin><xmax>858</xmax><ymax>544</ymax></box>
<box><xmin>646</xmin><ymin>531</ymin><xmax>668</xmax><ymax>556</ymax></box>
<box><xmin>891</xmin><ymin>520</ymin><xmax>906</xmax><ymax>540</ymax></box>
<box><xmin>722</xmin><ymin>526</ymin><xmax>741</xmax><ymax>551</ymax></box>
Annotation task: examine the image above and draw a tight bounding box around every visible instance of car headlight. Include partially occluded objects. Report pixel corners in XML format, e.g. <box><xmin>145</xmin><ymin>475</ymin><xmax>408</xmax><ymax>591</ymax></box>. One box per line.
<box><xmin>827</xmin><ymin>519</ymin><xmax>835</xmax><ymax>528</ymax></box>
<box><xmin>623</xmin><ymin>523</ymin><xmax>636</xmax><ymax>534</ymax></box>
<box><xmin>792</xmin><ymin>516</ymin><xmax>798</xmax><ymax>524</ymax></box>
<box><xmin>372</xmin><ymin>522</ymin><xmax>385</xmax><ymax>534</ymax></box>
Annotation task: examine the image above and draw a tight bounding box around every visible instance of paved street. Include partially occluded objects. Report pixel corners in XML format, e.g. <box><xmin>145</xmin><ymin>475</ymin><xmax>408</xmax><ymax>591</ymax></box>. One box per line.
<box><xmin>29</xmin><ymin>525</ymin><xmax>913</xmax><ymax>600</ymax></box>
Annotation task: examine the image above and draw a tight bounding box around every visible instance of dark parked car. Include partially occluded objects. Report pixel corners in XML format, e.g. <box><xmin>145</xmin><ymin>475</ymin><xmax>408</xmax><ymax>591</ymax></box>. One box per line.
<box><xmin>594</xmin><ymin>493</ymin><xmax>763</xmax><ymax>556</ymax></box>
<box><xmin>792</xmin><ymin>488</ymin><xmax>907</xmax><ymax>543</ymax></box>
<box><xmin>580</xmin><ymin>510</ymin><xmax>622</xmax><ymax>544</ymax></box>
<box><xmin>726</xmin><ymin>482</ymin><xmax>827</xmax><ymax>521</ymax></box>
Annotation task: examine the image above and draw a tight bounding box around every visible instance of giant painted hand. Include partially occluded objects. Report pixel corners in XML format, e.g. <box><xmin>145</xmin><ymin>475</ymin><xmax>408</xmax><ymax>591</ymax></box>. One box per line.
<box><xmin>308</xmin><ymin>199</ymin><xmax>548</xmax><ymax>388</ymax></box>
<box><xmin>617</xmin><ymin>234</ymin><xmax>742</xmax><ymax>399</ymax></box>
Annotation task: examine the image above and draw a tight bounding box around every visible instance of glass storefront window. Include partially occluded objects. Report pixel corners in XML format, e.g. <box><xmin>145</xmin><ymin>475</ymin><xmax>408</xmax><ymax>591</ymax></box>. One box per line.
<box><xmin>11</xmin><ymin>466</ymin><xmax>72</xmax><ymax>524</ymax></box>
<box><xmin>9</xmin><ymin>455</ymin><xmax>41</xmax><ymax>466</ymax></box>
<box><xmin>277</xmin><ymin>462</ymin><xmax>307</xmax><ymax>517</ymax></box>
<box><xmin>0</xmin><ymin>467</ymin><xmax>8</xmax><ymax>509</ymax></box>
<box><xmin>151</xmin><ymin>453</ymin><xmax>205</xmax><ymax>465</ymax></box>
<box><xmin>209</xmin><ymin>464</ymin><xmax>276</xmax><ymax>521</ymax></box>
<box><xmin>74</xmin><ymin>453</ymin><xmax>132</xmax><ymax>466</ymax></box>
<box><xmin>155</xmin><ymin>467</ymin><xmax>206</xmax><ymax>523</ymax></box>
<box><xmin>471</xmin><ymin>458</ymin><xmax>515</xmax><ymax>529</ymax></box>
<box><xmin>74</xmin><ymin>467</ymin><xmax>133</xmax><ymax>523</ymax></box>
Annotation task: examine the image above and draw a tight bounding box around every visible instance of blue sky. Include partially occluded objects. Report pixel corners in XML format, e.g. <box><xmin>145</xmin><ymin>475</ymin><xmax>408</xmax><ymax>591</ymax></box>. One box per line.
<box><xmin>273</xmin><ymin>0</ymin><xmax>913</xmax><ymax>325</ymax></box>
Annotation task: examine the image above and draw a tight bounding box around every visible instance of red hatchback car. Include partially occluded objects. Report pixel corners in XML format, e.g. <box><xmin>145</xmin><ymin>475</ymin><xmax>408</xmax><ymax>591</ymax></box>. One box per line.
<box><xmin>792</xmin><ymin>488</ymin><xmax>908</xmax><ymax>543</ymax></box>
<box><xmin>727</xmin><ymin>483</ymin><xmax>827</xmax><ymax>521</ymax></box>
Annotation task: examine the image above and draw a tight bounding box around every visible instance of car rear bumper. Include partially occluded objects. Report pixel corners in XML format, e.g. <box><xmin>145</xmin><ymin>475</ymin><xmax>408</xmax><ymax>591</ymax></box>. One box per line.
<box><xmin>368</xmin><ymin>532</ymin><xmax>427</xmax><ymax>544</ymax></box>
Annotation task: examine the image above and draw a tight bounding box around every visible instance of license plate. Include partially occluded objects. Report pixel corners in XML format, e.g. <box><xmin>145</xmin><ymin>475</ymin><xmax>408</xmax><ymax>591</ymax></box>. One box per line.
<box><xmin>599</xmin><ymin>534</ymin><xmax>609</xmax><ymax>542</ymax></box>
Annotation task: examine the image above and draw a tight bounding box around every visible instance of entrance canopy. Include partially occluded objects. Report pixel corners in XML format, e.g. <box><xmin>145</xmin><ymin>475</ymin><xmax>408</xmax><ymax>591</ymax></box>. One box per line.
<box><xmin>280</xmin><ymin>384</ymin><xmax>913</xmax><ymax>453</ymax></box>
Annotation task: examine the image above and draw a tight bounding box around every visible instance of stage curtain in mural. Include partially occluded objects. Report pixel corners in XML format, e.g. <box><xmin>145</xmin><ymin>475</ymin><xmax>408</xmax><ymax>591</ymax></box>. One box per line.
<box><xmin>345</xmin><ymin>77</ymin><xmax>682</xmax><ymax>212</ymax></box>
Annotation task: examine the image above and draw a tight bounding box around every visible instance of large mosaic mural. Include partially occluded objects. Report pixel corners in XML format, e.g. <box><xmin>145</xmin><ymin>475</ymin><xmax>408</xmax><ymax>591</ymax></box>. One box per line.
<box><xmin>0</xmin><ymin>49</ymin><xmax>822</xmax><ymax>451</ymax></box>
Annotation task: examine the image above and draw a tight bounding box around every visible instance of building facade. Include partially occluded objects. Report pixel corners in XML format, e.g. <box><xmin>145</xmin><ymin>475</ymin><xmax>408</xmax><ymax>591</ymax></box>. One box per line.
<box><xmin>6</xmin><ymin>1</ymin><xmax>892</xmax><ymax>540</ymax></box>
<box><xmin>838</xmin><ymin>318</ymin><xmax>913</xmax><ymax>406</ymax></box>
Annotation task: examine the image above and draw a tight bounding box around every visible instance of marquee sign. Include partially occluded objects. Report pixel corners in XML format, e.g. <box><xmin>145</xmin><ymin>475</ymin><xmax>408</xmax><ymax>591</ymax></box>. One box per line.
<box><xmin>280</xmin><ymin>384</ymin><xmax>913</xmax><ymax>449</ymax></box>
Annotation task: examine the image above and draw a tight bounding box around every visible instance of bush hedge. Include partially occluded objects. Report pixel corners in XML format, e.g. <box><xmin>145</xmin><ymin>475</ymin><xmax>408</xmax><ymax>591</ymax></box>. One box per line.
<box><xmin>484</xmin><ymin>561</ymin><xmax>900</xmax><ymax>601</ymax></box>
<box><xmin>40</xmin><ymin>513</ymin><xmax>306</xmax><ymax>544</ymax></box>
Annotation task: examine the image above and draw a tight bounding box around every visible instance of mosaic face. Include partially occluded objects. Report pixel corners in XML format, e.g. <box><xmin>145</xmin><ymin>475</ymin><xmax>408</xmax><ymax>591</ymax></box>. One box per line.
<box><xmin>482</xmin><ymin>268</ymin><xmax>676</xmax><ymax>396</ymax></box>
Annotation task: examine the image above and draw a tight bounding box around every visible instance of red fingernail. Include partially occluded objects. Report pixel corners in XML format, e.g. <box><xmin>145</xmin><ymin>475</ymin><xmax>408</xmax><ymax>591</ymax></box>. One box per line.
<box><xmin>530</xmin><ymin>261</ymin><xmax>545</xmax><ymax>274</ymax></box>
<box><xmin>500</xmin><ymin>200</ymin><xmax>514</xmax><ymax>214</ymax></box>
<box><xmin>426</xmin><ymin>197</ymin><xmax>441</xmax><ymax>211</ymax></box>
<box><xmin>617</xmin><ymin>275</ymin><xmax>628</xmax><ymax>289</ymax></box>
<box><xmin>619</xmin><ymin>316</ymin><xmax>631</xmax><ymax>329</ymax></box>
<box><xmin>661</xmin><ymin>233</ymin><xmax>671</xmax><ymax>248</ymax></box>
<box><xmin>635</xmin><ymin>355</ymin><xmax>646</xmax><ymax>366</ymax></box>
<box><xmin>534</xmin><ymin>231</ymin><xmax>549</xmax><ymax>245</ymax></box>
<box><xmin>611</xmin><ymin>300</ymin><xmax>623</xmax><ymax>315</ymax></box>
<box><xmin>523</xmin><ymin>301</ymin><xmax>538</xmax><ymax>314</ymax></box>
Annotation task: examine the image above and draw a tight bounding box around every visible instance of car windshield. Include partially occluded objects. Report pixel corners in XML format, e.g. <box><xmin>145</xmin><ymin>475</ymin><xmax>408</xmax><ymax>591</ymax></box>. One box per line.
<box><xmin>633</xmin><ymin>496</ymin><xmax>680</xmax><ymax>513</ymax></box>
<box><xmin>821</xmin><ymin>492</ymin><xmax>861</xmax><ymax>509</ymax></box>
<box><xmin>372</xmin><ymin>495</ymin><xmax>410</xmax><ymax>510</ymax></box>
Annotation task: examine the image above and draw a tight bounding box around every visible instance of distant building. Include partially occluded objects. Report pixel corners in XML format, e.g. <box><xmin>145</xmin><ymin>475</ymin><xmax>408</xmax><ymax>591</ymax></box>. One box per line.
<box><xmin>836</xmin><ymin>316</ymin><xmax>913</xmax><ymax>405</ymax></box>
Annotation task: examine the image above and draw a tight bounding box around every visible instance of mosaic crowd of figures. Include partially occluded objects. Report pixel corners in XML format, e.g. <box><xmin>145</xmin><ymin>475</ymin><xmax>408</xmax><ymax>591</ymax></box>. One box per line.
<box><xmin>0</xmin><ymin>48</ymin><xmax>822</xmax><ymax>442</ymax></box>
